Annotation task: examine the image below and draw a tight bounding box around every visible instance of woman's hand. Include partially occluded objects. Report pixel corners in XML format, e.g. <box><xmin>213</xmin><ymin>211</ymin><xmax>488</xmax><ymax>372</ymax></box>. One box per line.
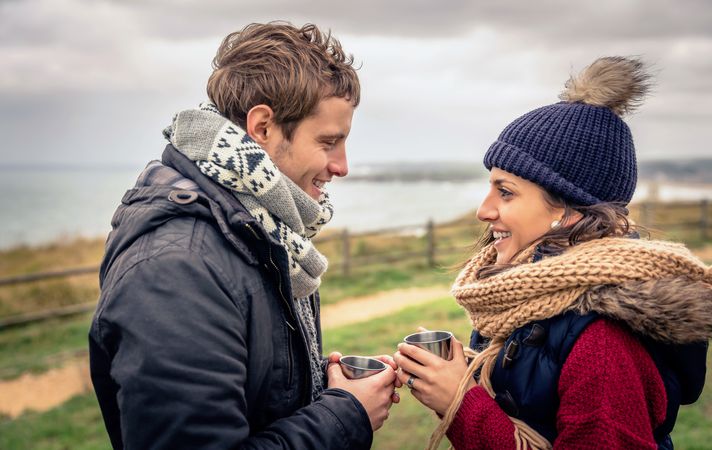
<box><xmin>393</xmin><ymin>336</ymin><xmax>470</xmax><ymax>416</ymax></box>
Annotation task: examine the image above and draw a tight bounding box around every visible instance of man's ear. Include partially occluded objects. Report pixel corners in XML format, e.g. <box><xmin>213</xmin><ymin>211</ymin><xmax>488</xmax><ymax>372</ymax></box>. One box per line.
<box><xmin>245</xmin><ymin>104</ymin><xmax>277</xmax><ymax>146</ymax></box>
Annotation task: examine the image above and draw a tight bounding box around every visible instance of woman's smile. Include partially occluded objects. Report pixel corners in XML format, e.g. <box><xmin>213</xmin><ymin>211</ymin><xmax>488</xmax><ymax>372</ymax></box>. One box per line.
<box><xmin>492</xmin><ymin>229</ymin><xmax>512</xmax><ymax>250</ymax></box>
<box><xmin>477</xmin><ymin>168</ymin><xmax>564</xmax><ymax>265</ymax></box>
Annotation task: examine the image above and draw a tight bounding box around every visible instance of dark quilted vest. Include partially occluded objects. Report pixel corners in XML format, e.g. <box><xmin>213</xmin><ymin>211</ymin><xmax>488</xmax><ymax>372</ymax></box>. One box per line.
<box><xmin>468</xmin><ymin>311</ymin><xmax>703</xmax><ymax>449</ymax></box>
<box><xmin>469</xmin><ymin>311</ymin><xmax>599</xmax><ymax>443</ymax></box>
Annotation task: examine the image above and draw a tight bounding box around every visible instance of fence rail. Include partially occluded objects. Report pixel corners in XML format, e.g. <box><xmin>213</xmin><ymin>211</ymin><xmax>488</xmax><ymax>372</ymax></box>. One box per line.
<box><xmin>0</xmin><ymin>301</ymin><xmax>97</xmax><ymax>329</ymax></box>
<box><xmin>1</xmin><ymin>199</ymin><xmax>710</xmax><ymax>329</ymax></box>
<box><xmin>0</xmin><ymin>266</ymin><xmax>98</xmax><ymax>287</ymax></box>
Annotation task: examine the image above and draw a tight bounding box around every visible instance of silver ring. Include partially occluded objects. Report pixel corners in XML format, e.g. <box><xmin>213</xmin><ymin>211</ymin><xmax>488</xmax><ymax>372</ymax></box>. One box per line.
<box><xmin>406</xmin><ymin>375</ymin><xmax>416</xmax><ymax>389</ymax></box>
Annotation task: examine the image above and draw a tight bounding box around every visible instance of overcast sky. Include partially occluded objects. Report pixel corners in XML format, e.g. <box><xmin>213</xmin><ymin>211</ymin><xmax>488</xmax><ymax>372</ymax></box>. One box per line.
<box><xmin>1</xmin><ymin>0</ymin><xmax>711</xmax><ymax>168</ymax></box>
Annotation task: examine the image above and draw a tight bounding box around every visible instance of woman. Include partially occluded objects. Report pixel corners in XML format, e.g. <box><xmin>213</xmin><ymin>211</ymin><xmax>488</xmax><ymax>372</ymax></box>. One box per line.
<box><xmin>394</xmin><ymin>56</ymin><xmax>712</xmax><ymax>449</ymax></box>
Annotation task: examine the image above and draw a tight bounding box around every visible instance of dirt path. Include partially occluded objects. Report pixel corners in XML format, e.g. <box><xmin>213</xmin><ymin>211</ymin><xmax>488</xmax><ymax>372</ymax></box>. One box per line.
<box><xmin>321</xmin><ymin>286</ymin><xmax>451</xmax><ymax>329</ymax></box>
<box><xmin>0</xmin><ymin>285</ymin><xmax>451</xmax><ymax>418</ymax></box>
<box><xmin>0</xmin><ymin>355</ymin><xmax>91</xmax><ymax>419</ymax></box>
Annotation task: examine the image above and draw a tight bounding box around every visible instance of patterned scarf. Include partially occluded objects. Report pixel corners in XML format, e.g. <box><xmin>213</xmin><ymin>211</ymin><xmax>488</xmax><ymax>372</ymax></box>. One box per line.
<box><xmin>164</xmin><ymin>102</ymin><xmax>331</xmax><ymax>399</ymax></box>
<box><xmin>428</xmin><ymin>237</ymin><xmax>712</xmax><ymax>450</ymax></box>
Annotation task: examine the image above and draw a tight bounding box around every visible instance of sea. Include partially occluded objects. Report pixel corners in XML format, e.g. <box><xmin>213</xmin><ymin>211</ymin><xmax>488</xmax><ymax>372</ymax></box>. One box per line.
<box><xmin>1</xmin><ymin>166</ymin><xmax>711</xmax><ymax>250</ymax></box>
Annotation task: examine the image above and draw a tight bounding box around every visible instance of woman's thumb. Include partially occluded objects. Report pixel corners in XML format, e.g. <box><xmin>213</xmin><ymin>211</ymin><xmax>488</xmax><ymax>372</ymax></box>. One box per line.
<box><xmin>452</xmin><ymin>337</ymin><xmax>465</xmax><ymax>358</ymax></box>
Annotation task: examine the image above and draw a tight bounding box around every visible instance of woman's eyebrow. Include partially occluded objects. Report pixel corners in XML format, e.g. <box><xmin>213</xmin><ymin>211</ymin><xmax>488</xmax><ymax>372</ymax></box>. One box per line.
<box><xmin>492</xmin><ymin>178</ymin><xmax>516</xmax><ymax>187</ymax></box>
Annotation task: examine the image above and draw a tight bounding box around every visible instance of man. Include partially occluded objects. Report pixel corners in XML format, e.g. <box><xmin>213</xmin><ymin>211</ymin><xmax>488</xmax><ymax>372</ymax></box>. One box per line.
<box><xmin>89</xmin><ymin>22</ymin><xmax>398</xmax><ymax>449</ymax></box>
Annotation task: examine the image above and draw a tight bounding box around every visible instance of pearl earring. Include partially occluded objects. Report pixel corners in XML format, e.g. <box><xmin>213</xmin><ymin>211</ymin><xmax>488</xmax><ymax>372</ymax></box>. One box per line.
<box><xmin>550</xmin><ymin>220</ymin><xmax>561</xmax><ymax>229</ymax></box>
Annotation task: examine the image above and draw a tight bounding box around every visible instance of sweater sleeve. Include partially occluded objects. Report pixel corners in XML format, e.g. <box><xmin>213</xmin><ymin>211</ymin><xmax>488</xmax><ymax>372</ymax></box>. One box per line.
<box><xmin>446</xmin><ymin>386</ymin><xmax>518</xmax><ymax>450</ymax></box>
<box><xmin>555</xmin><ymin>319</ymin><xmax>667</xmax><ymax>449</ymax></box>
<box><xmin>446</xmin><ymin>319</ymin><xmax>667</xmax><ymax>450</ymax></box>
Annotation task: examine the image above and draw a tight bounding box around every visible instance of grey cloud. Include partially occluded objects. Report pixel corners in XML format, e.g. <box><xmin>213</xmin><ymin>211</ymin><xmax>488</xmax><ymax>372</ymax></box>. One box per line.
<box><xmin>105</xmin><ymin>0</ymin><xmax>712</xmax><ymax>42</ymax></box>
<box><xmin>4</xmin><ymin>0</ymin><xmax>712</xmax><ymax>95</ymax></box>
<box><xmin>0</xmin><ymin>0</ymin><xmax>710</xmax><ymax>165</ymax></box>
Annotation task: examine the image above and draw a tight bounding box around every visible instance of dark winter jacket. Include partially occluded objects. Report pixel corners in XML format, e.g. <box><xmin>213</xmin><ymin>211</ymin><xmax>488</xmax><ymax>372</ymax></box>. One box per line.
<box><xmin>89</xmin><ymin>146</ymin><xmax>372</xmax><ymax>450</ymax></box>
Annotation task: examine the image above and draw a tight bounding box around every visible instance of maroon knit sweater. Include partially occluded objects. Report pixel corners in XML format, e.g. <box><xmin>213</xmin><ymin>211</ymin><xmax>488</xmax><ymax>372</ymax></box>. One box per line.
<box><xmin>446</xmin><ymin>319</ymin><xmax>668</xmax><ymax>449</ymax></box>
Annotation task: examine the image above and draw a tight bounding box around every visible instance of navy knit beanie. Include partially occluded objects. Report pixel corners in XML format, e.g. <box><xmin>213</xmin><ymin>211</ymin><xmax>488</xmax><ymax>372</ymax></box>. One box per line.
<box><xmin>484</xmin><ymin>57</ymin><xmax>652</xmax><ymax>206</ymax></box>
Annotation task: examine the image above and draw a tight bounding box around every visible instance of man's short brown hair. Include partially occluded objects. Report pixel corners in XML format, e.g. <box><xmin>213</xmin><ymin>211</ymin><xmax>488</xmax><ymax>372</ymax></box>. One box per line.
<box><xmin>207</xmin><ymin>22</ymin><xmax>360</xmax><ymax>140</ymax></box>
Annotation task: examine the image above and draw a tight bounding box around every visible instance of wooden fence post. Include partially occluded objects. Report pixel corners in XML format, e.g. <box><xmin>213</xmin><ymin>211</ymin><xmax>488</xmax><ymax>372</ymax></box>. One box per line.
<box><xmin>341</xmin><ymin>229</ymin><xmax>351</xmax><ymax>276</ymax></box>
<box><xmin>701</xmin><ymin>199</ymin><xmax>709</xmax><ymax>241</ymax></box>
<box><xmin>640</xmin><ymin>201</ymin><xmax>654</xmax><ymax>227</ymax></box>
<box><xmin>426</xmin><ymin>219</ymin><xmax>435</xmax><ymax>267</ymax></box>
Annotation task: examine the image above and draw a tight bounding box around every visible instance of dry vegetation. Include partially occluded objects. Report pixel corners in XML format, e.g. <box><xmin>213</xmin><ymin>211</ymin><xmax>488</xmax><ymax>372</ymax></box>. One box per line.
<box><xmin>0</xmin><ymin>201</ymin><xmax>709</xmax><ymax>318</ymax></box>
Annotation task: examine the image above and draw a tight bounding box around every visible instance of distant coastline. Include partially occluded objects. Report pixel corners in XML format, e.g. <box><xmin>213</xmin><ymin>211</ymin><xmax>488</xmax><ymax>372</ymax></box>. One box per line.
<box><xmin>341</xmin><ymin>158</ymin><xmax>712</xmax><ymax>184</ymax></box>
<box><xmin>1</xmin><ymin>159</ymin><xmax>711</xmax><ymax>251</ymax></box>
<box><xmin>1</xmin><ymin>158</ymin><xmax>710</xmax><ymax>184</ymax></box>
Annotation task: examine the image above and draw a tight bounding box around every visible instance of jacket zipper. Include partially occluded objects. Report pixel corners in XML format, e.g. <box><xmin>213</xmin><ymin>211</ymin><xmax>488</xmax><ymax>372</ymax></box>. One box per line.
<box><xmin>244</xmin><ymin>224</ymin><xmax>296</xmax><ymax>330</ymax></box>
<box><xmin>244</xmin><ymin>223</ymin><xmax>298</xmax><ymax>392</ymax></box>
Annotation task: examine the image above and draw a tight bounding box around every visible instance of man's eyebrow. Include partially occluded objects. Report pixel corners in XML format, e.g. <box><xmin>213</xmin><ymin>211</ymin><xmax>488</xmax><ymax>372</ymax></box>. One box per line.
<box><xmin>318</xmin><ymin>133</ymin><xmax>346</xmax><ymax>141</ymax></box>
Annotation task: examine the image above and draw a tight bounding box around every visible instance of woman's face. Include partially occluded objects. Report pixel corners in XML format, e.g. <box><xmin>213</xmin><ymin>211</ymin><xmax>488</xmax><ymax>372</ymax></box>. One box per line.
<box><xmin>477</xmin><ymin>167</ymin><xmax>565</xmax><ymax>265</ymax></box>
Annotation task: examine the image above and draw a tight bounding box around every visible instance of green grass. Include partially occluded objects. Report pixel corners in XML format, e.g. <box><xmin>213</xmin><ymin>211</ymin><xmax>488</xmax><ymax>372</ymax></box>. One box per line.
<box><xmin>1</xmin><ymin>299</ymin><xmax>711</xmax><ymax>449</ymax></box>
<box><xmin>0</xmin><ymin>393</ymin><xmax>110</xmax><ymax>450</ymax></box>
<box><xmin>322</xmin><ymin>296</ymin><xmax>472</xmax><ymax>355</ymax></box>
<box><xmin>322</xmin><ymin>298</ymin><xmax>472</xmax><ymax>450</ymax></box>
<box><xmin>673</xmin><ymin>380</ymin><xmax>712</xmax><ymax>450</ymax></box>
<box><xmin>319</xmin><ymin>262</ymin><xmax>455</xmax><ymax>305</ymax></box>
<box><xmin>0</xmin><ymin>314</ymin><xmax>92</xmax><ymax>380</ymax></box>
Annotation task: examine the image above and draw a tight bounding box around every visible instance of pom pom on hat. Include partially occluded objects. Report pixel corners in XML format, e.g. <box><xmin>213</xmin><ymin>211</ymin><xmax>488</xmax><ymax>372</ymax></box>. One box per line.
<box><xmin>560</xmin><ymin>56</ymin><xmax>653</xmax><ymax>116</ymax></box>
<box><xmin>483</xmin><ymin>56</ymin><xmax>652</xmax><ymax>206</ymax></box>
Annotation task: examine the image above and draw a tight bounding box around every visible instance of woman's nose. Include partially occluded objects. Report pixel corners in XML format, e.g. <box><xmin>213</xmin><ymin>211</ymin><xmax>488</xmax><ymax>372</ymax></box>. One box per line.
<box><xmin>477</xmin><ymin>193</ymin><xmax>498</xmax><ymax>223</ymax></box>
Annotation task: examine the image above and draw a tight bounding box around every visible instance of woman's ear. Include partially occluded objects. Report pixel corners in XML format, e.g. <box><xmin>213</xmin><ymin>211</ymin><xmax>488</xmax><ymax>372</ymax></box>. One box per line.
<box><xmin>550</xmin><ymin>206</ymin><xmax>582</xmax><ymax>229</ymax></box>
<box><xmin>245</xmin><ymin>104</ymin><xmax>276</xmax><ymax>145</ymax></box>
<box><xmin>562</xmin><ymin>210</ymin><xmax>583</xmax><ymax>227</ymax></box>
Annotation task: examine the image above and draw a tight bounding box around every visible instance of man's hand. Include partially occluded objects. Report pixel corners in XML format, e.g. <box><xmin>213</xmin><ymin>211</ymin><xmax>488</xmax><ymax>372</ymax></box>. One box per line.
<box><xmin>326</xmin><ymin>353</ymin><xmax>398</xmax><ymax>431</ymax></box>
<box><xmin>327</xmin><ymin>352</ymin><xmax>401</xmax><ymax>402</ymax></box>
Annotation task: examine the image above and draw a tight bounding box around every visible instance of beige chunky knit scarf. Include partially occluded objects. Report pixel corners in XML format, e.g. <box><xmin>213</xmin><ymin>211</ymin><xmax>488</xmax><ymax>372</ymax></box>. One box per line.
<box><xmin>427</xmin><ymin>237</ymin><xmax>712</xmax><ymax>450</ymax></box>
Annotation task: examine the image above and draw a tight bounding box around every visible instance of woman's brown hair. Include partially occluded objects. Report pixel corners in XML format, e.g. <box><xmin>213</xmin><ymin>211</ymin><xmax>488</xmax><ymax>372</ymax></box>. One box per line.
<box><xmin>475</xmin><ymin>190</ymin><xmax>642</xmax><ymax>279</ymax></box>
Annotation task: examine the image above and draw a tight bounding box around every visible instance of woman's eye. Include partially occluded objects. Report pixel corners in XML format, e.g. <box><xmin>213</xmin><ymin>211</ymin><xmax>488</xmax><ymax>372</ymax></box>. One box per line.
<box><xmin>498</xmin><ymin>188</ymin><xmax>512</xmax><ymax>198</ymax></box>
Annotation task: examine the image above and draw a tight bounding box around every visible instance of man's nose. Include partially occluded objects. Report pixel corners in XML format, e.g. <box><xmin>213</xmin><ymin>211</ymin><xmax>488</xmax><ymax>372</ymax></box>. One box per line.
<box><xmin>329</xmin><ymin>147</ymin><xmax>348</xmax><ymax>177</ymax></box>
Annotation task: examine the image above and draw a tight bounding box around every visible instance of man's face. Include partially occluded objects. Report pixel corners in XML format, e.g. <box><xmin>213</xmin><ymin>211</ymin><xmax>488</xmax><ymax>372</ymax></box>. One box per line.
<box><xmin>265</xmin><ymin>96</ymin><xmax>354</xmax><ymax>200</ymax></box>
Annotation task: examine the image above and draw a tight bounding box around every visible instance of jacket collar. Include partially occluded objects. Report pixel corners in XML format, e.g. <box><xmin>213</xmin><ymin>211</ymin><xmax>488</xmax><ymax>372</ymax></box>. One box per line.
<box><xmin>103</xmin><ymin>145</ymin><xmax>285</xmax><ymax>276</ymax></box>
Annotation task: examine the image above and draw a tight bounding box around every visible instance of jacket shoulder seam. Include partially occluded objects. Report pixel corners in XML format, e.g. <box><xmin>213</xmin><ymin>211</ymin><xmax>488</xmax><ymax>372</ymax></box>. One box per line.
<box><xmin>97</xmin><ymin>246</ymin><xmax>249</xmax><ymax>326</ymax></box>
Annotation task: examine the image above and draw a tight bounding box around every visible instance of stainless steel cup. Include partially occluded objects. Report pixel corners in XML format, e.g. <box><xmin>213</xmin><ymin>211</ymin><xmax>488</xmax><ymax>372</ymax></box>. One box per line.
<box><xmin>339</xmin><ymin>355</ymin><xmax>387</xmax><ymax>379</ymax></box>
<box><xmin>404</xmin><ymin>330</ymin><xmax>453</xmax><ymax>360</ymax></box>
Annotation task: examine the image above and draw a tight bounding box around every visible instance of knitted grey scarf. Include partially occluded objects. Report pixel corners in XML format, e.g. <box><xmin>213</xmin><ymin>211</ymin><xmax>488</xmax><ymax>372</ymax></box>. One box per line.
<box><xmin>164</xmin><ymin>102</ymin><xmax>331</xmax><ymax>399</ymax></box>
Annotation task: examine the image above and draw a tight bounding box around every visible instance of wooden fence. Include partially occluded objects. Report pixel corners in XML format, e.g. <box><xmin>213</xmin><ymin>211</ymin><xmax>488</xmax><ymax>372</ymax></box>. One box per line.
<box><xmin>1</xmin><ymin>199</ymin><xmax>710</xmax><ymax>329</ymax></box>
<box><xmin>636</xmin><ymin>198</ymin><xmax>709</xmax><ymax>240</ymax></box>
